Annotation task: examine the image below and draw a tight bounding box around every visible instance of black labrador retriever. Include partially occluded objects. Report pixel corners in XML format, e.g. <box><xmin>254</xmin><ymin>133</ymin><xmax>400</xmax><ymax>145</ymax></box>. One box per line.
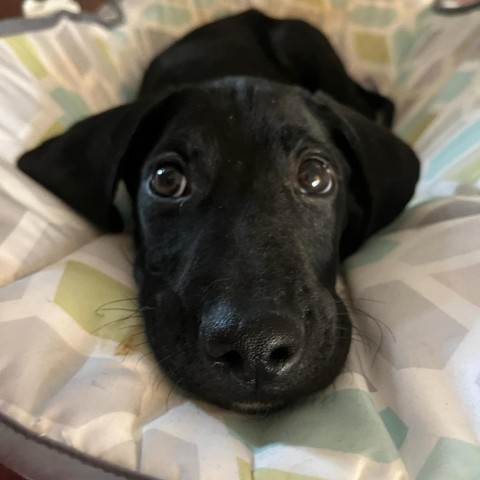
<box><xmin>18</xmin><ymin>10</ymin><xmax>419</xmax><ymax>413</ymax></box>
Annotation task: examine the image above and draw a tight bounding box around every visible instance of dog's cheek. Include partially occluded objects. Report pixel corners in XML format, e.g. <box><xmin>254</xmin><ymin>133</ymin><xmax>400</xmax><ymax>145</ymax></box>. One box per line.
<box><xmin>294</xmin><ymin>287</ymin><xmax>350</xmax><ymax>381</ymax></box>
<box><xmin>141</xmin><ymin>286</ymin><xmax>182</xmax><ymax>353</ymax></box>
<box><xmin>141</xmin><ymin>280</ymin><xmax>207</xmax><ymax>381</ymax></box>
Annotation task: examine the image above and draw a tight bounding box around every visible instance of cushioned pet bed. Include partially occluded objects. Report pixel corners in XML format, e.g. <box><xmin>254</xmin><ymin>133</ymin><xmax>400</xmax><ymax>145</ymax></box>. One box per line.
<box><xmin>0</xmin><ymin>0</ymin><xmax>479</xmax><ymax>479</ymax></box>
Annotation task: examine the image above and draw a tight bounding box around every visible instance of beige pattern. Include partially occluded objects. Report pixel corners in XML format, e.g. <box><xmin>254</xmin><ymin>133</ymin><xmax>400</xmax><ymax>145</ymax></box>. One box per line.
<box><xmin>0</xmin><ymin>1</ymin><xmax>479</xmax><ymax>479</ymax></box>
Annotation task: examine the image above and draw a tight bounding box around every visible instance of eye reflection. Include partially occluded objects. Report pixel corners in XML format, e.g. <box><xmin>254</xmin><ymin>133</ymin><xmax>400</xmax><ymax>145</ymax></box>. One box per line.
<box><xmin>150</xmin><ymin>164</ymin><xmax>187</xmax><ymax>198</ymax></box>
<box><xmin>297</xmin><ymin>157</ymin><xmax>334</xmax><ymax>195</ymax></box>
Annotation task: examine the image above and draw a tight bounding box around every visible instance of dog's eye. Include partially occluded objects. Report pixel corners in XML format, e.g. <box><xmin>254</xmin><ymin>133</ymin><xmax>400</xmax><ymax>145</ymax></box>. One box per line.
<box><xmin>150</xmin><ymin>164</ymin><xmax>187</xmax><ymax>198</ymax></box>
<box><xmin>297</xmin><ymin>157</ymin><xmax>334</xmax><ymax>195</ymax></box>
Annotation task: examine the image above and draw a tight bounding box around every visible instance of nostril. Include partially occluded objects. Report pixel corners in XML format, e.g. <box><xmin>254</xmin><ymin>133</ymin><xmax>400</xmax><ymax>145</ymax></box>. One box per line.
<box><xmin>269</xmin><ymin>345</ymin><xmax>294</xmax><ymax>367</ymax></box>
<box><xmin>215</xmin><ymin>350</ymin><xmax>244</xmax><ymax>371</ymax></box>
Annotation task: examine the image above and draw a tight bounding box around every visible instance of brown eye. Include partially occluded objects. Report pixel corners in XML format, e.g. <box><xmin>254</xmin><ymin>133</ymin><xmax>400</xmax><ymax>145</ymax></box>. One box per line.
<box><xmin>150</xmin><ymin>164</ymin><xmax>187</xmax><ymax>198</ymax></box>
<box><xmin>297</xmin><ymin>157</ymin><xmax>334</xmax><ymax>195</ymax></box>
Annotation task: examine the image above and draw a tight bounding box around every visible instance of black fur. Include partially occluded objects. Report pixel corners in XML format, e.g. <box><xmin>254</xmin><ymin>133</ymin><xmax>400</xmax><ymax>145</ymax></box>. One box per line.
<box><xmin>18</xmin><ymin>10</ymin><xmax>419</xmax><ymax>412</ymax></box>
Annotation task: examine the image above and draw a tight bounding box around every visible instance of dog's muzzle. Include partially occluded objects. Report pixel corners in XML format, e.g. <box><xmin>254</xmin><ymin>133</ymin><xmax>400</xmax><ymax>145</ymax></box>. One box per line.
<box><xmin>200</xmin><ymin>302</ymin><xmax>305</xmax><ymax>386</ymax></box>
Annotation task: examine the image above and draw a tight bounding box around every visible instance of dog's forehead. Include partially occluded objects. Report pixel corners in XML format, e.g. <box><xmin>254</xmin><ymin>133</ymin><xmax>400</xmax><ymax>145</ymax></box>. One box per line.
<box><xmin>163</xmin><ymin>80</ymin><xmax>333</xmax><ymax>164</ymax></box>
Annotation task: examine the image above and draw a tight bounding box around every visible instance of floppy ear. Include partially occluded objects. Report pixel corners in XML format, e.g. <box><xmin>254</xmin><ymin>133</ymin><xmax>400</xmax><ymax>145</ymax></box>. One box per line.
<box><xmin>267</xmin><ymin>17</ymin><xmax>394</xmax><ymax>126</ymax></box>
<box><xmin>310</xmin><ymin>93</ymin><xmax>420</xmax><ymax>258</ymax></box>
<box><xmin>18</xmin><ymin>94</ymin><xmax>179</xmax><ymax>231</ymax></box>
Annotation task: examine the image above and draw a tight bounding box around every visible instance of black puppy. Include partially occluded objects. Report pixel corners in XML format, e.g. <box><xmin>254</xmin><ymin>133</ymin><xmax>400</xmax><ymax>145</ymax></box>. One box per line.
<box><xmin>18</xmin><ymin>10</ymin><xmax>419</xmax><ymax>413</ymax></box>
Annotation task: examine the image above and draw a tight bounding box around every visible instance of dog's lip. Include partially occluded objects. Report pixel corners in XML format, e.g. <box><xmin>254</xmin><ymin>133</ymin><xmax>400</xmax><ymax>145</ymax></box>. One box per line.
<box><xmin>231</xmin><ymin>401</ymin><xmax>285</xmax><ymax>414</ymax></box>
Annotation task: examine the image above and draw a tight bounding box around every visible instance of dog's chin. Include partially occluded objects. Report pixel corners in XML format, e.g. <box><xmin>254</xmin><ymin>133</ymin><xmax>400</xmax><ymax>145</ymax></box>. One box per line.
<box><xmin>230</xmin><ymin>401</ymin><xmax>287</xmax><ymax>414</ymax></box>
<box><xmin>181</xmin><ymin>357</ymin><xmax>348</xmax><ymax>414</ymax></box>
<box><xmin>156</xmin><ymin>336</ymin><xmax>351</xmax><ymax>414</ymax></box>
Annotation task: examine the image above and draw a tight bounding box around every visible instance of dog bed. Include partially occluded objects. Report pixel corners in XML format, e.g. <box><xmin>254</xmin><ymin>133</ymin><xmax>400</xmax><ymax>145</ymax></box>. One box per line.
<box><xmin>0</xmin><ymin>0</ymin><xmax>479</xmax><ymax>478</ymax></box>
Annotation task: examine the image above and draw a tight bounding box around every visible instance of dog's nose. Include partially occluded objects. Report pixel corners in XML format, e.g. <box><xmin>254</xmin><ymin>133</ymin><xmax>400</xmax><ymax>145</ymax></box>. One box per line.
<box><xmin>200</xmin><ymin>311</ymin><xmax>304</xmax><ymax>383</ymax></box>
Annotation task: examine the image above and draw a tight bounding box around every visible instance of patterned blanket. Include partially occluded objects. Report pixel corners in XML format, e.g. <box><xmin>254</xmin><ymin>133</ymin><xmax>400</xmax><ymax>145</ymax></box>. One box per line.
<box><xmin>0</xmin><ymin>1</ymin><xmax>479</xmax><ymax>478</ymax></box>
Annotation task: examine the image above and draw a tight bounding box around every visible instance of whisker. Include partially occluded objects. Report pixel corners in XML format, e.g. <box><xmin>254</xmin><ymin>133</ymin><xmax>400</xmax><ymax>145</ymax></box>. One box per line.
<box><xmin>348</xmin><ymin>307</ymin><xmax>394</xmax><ymax>361</ymax></box>
<box><xmin>165</xmin><ymin>384</ymin><xmax>176</xmax><ymax>409</ymax></box>
<box><xmin>202</xmin><ymin>277</ymin><xmax>234</xmax><ymax>293</ymax></box>
<box><xmin>97</xmin><ymin>297</ymin><xmax>139</xmax><ymax>305</ymax></box>
<box><xmin>136</xmin><ymin>351</ymin><xmax>156</xmax><ymax>370</ymax></box>
<box><xmin>90</xmin><ymin>313</ymin><xmax>141</xmax><ymax>334</ymax></box>
<box><xmin>330</xmin><ymin>295</ymin><xmax>390</xmax><ymax>362</ymax></box>
<box><xmin>117</xmin><ymin>323</ymin><xmax>144</xmax><ymax>331</ymax></box>
<box><xmin>349</xmin><ymin>297</ymin><xmax>386</xmax><ymax>305</ymax></box>
<box><xmin>95</xmin><ymin>297</ymin><xmax>139</xmax><ymax>313</ymax></box>
<box><xmin>95</xmin><ymin>307</ymin><xmax>139</xmax><ymax>313</ymax></box>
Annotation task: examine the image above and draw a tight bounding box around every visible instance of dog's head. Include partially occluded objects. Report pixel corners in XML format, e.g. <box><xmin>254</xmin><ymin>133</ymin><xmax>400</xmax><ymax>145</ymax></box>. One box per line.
<box><xmin>19</xmin><ymin>78</ymin><xmax>419</xmax><ymax>412</ymax></box>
